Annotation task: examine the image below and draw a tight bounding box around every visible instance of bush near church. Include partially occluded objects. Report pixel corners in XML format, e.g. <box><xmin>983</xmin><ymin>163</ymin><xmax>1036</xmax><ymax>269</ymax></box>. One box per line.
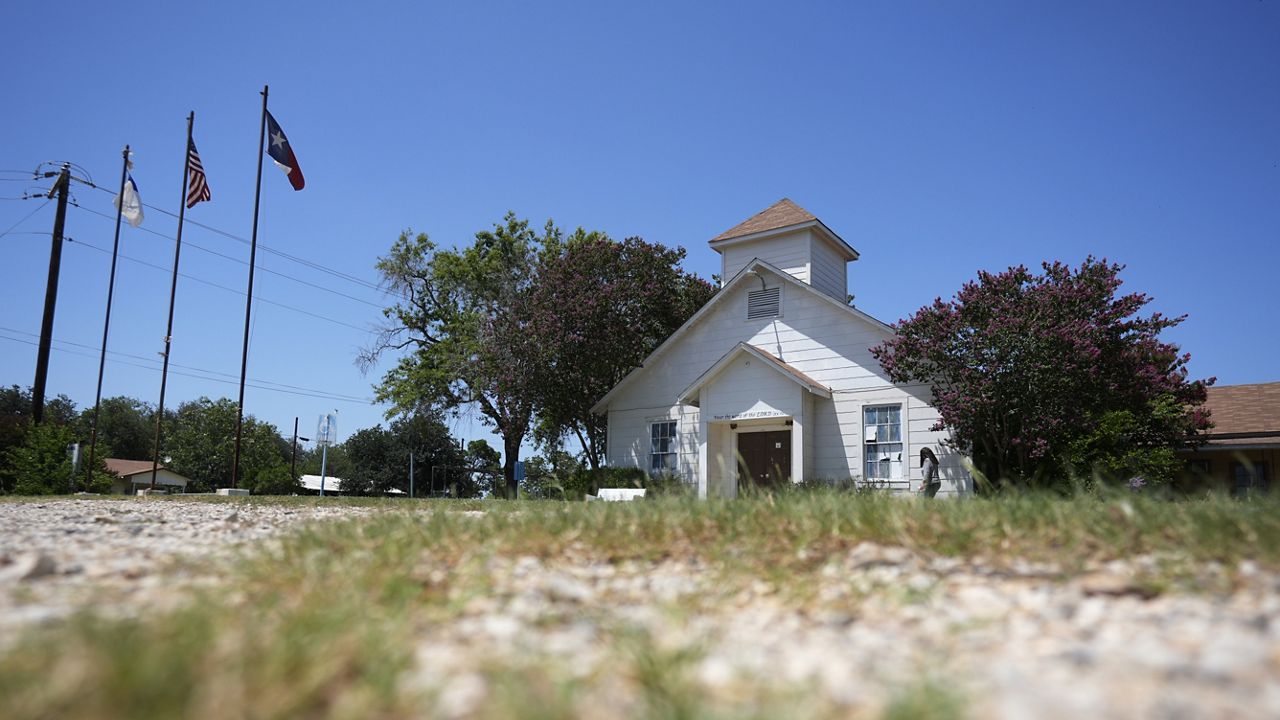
<box><xmin>872</xmin><ymin>257</ymin><xmax>1212</xmax><ymax>490</ymax></box>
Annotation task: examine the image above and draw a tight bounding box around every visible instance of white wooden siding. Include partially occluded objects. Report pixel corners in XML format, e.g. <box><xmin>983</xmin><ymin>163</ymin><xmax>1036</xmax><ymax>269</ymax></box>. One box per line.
<box><xmin>606</xmin><ymin>406</ymin><xmax>699</xmax><ymax>484</ymax></box>
<box><xmin>720</xmin><ymin>231</ymin><xmax>811</xmax><ymax>285</ymax></box>
<box><xmin>700</xmin><ymin>357</ymin><xmax>806</xmax><ymax>421</ymax></box>
<box><xmin>809</xmin><ymin>236</ymin><xmax>848</xmax><ymax>301</ymax></box>
<box><xmin>608</xmin><ymin>278</ymin><xmax>895</xmax><ymax>414</ymax></box>
<box><xmin>604</xmin><ymin>253</ymin><xmax>968</xmax><ymax>493</ymax></box>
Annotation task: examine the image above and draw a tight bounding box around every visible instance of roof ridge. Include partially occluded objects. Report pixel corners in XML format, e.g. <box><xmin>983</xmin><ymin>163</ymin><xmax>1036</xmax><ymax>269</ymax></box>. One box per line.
<box><xmin>711</xmin><ymin>198</ymin><xmax>818</xmax><ymax>242</ymax></box>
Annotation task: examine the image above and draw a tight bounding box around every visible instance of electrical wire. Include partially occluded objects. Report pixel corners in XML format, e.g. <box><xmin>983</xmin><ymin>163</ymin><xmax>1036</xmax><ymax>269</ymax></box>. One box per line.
<box><xmin>0</xmin><ymin>198</ymin><xmax>51</xmax><ymax>239</ymax></box>
<box><xmin>0</xmin><ymin>325</ymin><xmax>373</xmax><ymax>402</ymax></box>
<box><xmin>0</xmin><ymin>333</ymin><xmax>376</xmax><ymax>405</ymax></box>
<box><xmin>63</xmin><ymin>236</ymin><xmax>374</xmax><ymax>333</ymax></box>
<box><xmin>68</xmin><ymin>200</ymin><xmax>386</xmax><ymax>308</ymax></box>
<box><xmin>76</xmin><ymin>179</ymin><xmax>392</xmax><ymax>295</ymax></box>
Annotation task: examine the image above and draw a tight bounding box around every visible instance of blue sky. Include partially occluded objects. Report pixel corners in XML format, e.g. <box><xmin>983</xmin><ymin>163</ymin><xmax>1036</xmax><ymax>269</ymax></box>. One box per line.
<box><xmin>2</xmin><ymin>1</ymin><xmax>1277</xmax><ymax>460</ymax></box>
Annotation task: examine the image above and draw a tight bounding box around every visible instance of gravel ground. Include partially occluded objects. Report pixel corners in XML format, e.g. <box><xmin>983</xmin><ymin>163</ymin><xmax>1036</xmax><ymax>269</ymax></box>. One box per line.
<box><xmin>2</xmin><ymin>498</ymin><xmax>1278</xmax><ymax>718</ymax></box>
<box><xmin>413</xmin><ymin>545</ymin><xmax>1280</xmax><ymax>718</ymax></box>
<box><xmin>0</xmin><ymin>497</ymin><xmax>377</xmax><ymax>638</ymax></box>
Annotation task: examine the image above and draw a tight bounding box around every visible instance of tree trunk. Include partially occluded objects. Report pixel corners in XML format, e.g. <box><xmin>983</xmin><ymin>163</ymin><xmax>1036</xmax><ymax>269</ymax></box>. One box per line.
<box><xmin>575</xmin><ymin>425</ymin><xmax>599</xmax><ymax>471</ymax></box>
<box><xmin>502</xmin><ymin>434</ymin><xmax>521</xmax><ymax>499</ymax></box>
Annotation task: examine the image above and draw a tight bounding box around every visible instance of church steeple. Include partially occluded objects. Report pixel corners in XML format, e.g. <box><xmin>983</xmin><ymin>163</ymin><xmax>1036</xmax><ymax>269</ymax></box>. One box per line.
<box><xmin>709</xmin><ymin>198</ymin><xmax>859</xmax><ymax>301</ymax></box>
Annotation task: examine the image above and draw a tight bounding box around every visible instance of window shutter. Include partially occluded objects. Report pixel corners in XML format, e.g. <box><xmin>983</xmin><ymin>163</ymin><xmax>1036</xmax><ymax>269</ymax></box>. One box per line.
<box><xmin>747</xmin><ymin>287</ymin><xmax>780</xmax><ymax>319</ymax></box>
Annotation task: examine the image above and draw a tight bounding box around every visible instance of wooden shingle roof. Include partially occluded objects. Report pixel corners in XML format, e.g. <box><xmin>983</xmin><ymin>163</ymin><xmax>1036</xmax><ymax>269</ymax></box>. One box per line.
<box><xmin>1203</xmin><ymin>382</ymin><xmax>1280</xmax><ymax>444</ymax></box>
<box><xmin>711</xmin><ymin>198</ymin><xmax>817</xmax><ymax>242</ymax></box>
<box><xmin>104</xmin><ymin>458</ymin><xmax>167</xmax><ymax>477</ymax></box>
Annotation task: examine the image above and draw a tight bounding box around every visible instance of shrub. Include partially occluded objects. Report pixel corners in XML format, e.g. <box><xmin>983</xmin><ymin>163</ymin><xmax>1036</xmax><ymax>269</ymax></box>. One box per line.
<box><xmin>872</xmin><ymin>258</ymin><xmax>1212</xmax><ymax>489</ymax></box>
<box><xmin>3</xmin><ymin>423</ymin><xmax>113</xmax><ymax>494</ymax></box>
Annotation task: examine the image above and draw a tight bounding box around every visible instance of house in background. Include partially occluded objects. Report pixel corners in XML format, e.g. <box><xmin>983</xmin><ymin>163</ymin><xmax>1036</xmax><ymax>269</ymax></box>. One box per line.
<box><xmin>299</xmin><ymin>474</ymin><xmax>344</xmax><ymax>495</ymax></box>
<box><xmin>103</xmin><ymin>458</ymin><xmax>191</xmax><ymax>495</ymax></box>
<box><xmin>1177</xmin><ymin>382</ymin><xmax>1278</xmax><ymax>495</ymax></box>
<box><xmin>593</xmin><ymin>199</ymin><xmax>969</xmax><ymax>498</ymax></box>
<box><xmin>297</xmin><ymin>474</ymin><xmax>407</xmax><ymax>496</ymax></box>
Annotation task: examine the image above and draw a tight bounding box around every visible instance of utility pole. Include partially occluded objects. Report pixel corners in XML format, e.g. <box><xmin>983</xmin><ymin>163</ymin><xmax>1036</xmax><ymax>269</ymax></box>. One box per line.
<box><xmin>409</xmin><ymin>451</ymin><xmax>415</xmax><ymax>499</ymax></box>
<box><xmin>32</xmin><ymin>164</ymin><xmax>71</xmax><ymax>424</ymax></box>
<box><xmin>290</xmin><ymin>417</ymin><xmax>310</xmax><ymax>481</ymax></box>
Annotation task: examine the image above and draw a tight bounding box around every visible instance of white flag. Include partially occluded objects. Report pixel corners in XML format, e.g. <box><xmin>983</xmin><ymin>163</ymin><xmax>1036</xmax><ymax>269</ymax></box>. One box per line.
<box><xmin>114</xmin><ymin>173</ymin><xmax>144</xmax><ymax>227</ymax></box>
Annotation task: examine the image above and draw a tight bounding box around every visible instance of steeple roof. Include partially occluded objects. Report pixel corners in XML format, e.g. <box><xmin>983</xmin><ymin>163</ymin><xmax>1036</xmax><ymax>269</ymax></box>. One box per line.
<box><xmin>711</xmin><ymin>198</ymin><xmax>817</xmax><ymax>242</ymax></box>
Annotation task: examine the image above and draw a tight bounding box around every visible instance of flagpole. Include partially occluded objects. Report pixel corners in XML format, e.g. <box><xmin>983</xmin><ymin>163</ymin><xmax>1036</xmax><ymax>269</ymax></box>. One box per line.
<box><xmin>85</xmin><ymin>145</ymin><xmax>131</xmax><ymax>492</ymax></box>
<box><xmin>231</xmin><ymin>85</ymin><xmax>269</xmax><ymax>490</ymax></box>
<box><xmin>149</xmin><ymin>112</ymin><xmax>194</xmax><ymax>491</ymax></box>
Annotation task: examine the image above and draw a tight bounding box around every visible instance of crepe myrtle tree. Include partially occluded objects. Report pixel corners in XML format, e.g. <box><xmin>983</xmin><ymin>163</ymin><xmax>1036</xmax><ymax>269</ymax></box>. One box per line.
<box><xmin>871</xmin><ymin>257</ymin><xmax>1212</xmax><ymax>489</ymax></box>
<box><xmin>517</xmin><ymin>231</ymin><xmax>717</xmax><ymax>468</ymax></box>
<box><xmin>362</xmin><ymin>213</ymin><xmax>549</xmax><ymax>498</ymax></box>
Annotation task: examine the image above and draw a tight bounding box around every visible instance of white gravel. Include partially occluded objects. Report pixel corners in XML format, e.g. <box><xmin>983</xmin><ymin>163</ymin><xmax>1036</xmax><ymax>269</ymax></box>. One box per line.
<box><xmin>0</xmin><ymin>497</ymin><xmax>377</xmax><ymax>637</ymax></box>
<box><xmin>407</xmin><ymin>543</ymin><xmax>1280</xmax><ymax>719</ymax></box>
<box><xmin>2</xmin><ymin>498</ymin><xmax>1278</xmax><ymax>718</ymax></box>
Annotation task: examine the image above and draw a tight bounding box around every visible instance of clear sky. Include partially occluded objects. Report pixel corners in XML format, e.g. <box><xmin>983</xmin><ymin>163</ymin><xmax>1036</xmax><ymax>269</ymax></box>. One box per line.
<box><xmin>2</xmin><ymin>1</ymin><xmax>1277</xmax><ymax>460</ymax></box>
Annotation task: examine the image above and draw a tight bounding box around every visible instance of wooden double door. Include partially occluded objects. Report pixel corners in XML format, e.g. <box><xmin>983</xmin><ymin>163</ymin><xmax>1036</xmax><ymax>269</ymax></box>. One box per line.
<box><xmin>737</xmin><ymin>430</ymin><xmax>792</xmax><ymax>489</ymax></box>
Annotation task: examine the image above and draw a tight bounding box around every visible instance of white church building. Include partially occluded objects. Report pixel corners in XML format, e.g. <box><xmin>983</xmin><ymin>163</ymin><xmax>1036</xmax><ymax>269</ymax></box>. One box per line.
<box><xmin>592</xmin><ymin>199</ymin><xmax>970</xmax><ymax>498</ymax></box>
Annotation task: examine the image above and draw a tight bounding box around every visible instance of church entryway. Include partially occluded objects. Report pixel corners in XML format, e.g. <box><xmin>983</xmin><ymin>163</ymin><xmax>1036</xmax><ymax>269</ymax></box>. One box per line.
<box><xmin>737</xmin><ymin>430</ymin><xmax>791</xmax><ymax>489</ymax></box>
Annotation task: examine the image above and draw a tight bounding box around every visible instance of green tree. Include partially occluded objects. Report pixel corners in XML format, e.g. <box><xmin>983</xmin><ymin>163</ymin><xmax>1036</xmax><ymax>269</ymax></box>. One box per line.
<box><xmin>519</xmin><ymin>232</ymin><xmax>716</xmax><ymax>467</ymax></box>
<box><xmin>299</xmin><ymin>443</ymin><xmax>353</xmax><ymax>483</ymax></box>
<box><xmin>43</xmin><ymin>395</ymin><xmax>79</xmax><ymax>426</ymax></box>
<box><xmin>458</xmin><ymin>439</ymin><xmax>500</xmax><ymax>498</ymax></box>
<box><xmin>1</xmin><ymin>386</ymin><xmax>80</xmax><ymax>493</ymax></box>
<box><xmin>342</xmin><ymin>425</ymin><xmax>397</xmax><ymax>495</ymax></box>
<box><xmin>521</xmin><ymin>449</ymin><xmax>586</xmax><ymax>499</ymax></box>
<box><xmin>341</xmin><ymin>414</ymin><xmax>464</xmax><ymax>496</ymax></box>
<box><xmin>4</xmin><ymin>422</ymin><xmax>113</xmax><ymax>495</ymax></box>
<box><xmin>76</xmin><ymin>396</ymin><xmax>155</xmax><ymax>461</ymax></box>
<box><xmin>166</xmin><ymin>398</ymin><xmax>290</xmax><ymax>492</ymax></box>
<box><xmin>871</xmin><ymin>258</ymin><xmax>1212</xmax><ymax>489</ymax></box>
<box><xmin>247</xmin><ymin>465</ymin><xmax>302</xmax><ymax>495</ymax></box>
<box><xmin>0</xmin><ymin>385</ymin><xmax>34</xmax><ymax>486</ymax></box>
<box><xmin>395</xmin><ymin>412</ymin><xmax>465</xmax><ymax>496</ymax></box>
<box><xmin>362</xmin><ymin>214</ymin><xmax>548</xmax><ymax>498</ymax></box>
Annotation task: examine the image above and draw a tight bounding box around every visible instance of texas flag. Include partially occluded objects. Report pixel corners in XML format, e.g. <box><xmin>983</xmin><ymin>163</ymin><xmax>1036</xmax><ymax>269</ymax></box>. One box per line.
<box><xmin>265</xmin><ymin>111</ymin><xmax>305</xmax><ymax>190</ymax></box>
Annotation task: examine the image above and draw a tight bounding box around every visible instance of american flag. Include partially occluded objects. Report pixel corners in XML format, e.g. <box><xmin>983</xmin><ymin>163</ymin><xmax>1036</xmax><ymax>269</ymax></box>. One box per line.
<box><xmin>185</xmin><ymin>139</ymin><xmax>211</xmax><ymax>208</ymax></box>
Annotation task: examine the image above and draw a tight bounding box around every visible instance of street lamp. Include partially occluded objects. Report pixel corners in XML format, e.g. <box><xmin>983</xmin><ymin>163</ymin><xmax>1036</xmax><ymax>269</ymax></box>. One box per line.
<box><xmin>290</xmin><ymin>415</ymin><xmax>311</xmax><ymax>481</ymax></box>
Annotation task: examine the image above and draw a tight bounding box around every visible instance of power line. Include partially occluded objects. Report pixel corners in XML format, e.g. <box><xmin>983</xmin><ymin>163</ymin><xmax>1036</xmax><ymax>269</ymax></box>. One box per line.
<box><xmin>63</xmin><ymin>236</ymin><xmax>375</xmax><ymax>333</ymax></box>
<box><xmin>0</xmin><ymin>333</ymin><xmax>376</xmax><ymax>405</ymax></box>
<box><xmin>0</xmin><ymin>198</ymin><xmax>50</xmax><ymax>239</ymax></box>
<box><xmin>68</xmin><ymin>200</ymin><xmax>386</xmax><ymax>309</ymax></box>
<box><xmin>77</xmin><ymin>179</ymin><xmax>391</xmax><ymax>295</ymax></box>
<box><xmin>0</xmin><ymin>324</ymin><xmax>374</xmax><ymax>402</ymax></box>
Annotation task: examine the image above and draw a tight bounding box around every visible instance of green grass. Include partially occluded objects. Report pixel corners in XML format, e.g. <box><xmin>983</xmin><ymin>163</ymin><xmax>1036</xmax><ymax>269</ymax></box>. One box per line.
<box><xmin>0</xmin><ymin>492</ymin><xmax>1276</xmax><ymax>719</ymax></box>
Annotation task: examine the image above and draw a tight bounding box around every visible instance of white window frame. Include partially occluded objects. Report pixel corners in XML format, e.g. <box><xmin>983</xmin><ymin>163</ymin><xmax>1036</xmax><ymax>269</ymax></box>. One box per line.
<box><xmin>650</xmin><ymin>420</ymin><xmax>678</xmax><ymax>475</ymax></box>
<box><xmin>863</xmin><ymin>404</ymin><xmax>903</xmax><ymax>482</ymax></box>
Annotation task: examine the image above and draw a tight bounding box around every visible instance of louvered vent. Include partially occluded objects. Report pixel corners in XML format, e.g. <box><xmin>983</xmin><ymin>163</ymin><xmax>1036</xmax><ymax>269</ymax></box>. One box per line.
<box><xmin>747</xmin><ymin>287</ymin><xmax>780</xmax><ymax>319</ymax></box>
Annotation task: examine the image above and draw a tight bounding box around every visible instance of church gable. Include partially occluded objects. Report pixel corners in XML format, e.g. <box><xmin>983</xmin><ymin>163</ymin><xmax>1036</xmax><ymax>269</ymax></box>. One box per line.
<box><xmin>599</xmin><ymin>261</ymin><xmax>892</xmax><ymax>414</ymax></box>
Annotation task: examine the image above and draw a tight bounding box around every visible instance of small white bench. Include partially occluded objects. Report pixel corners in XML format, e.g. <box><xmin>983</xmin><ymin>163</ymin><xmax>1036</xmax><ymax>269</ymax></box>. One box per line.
<box><xmin>585</xmin><ymin>488</ymin><xmax>646</xmax><ymax>502</ymax></box>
